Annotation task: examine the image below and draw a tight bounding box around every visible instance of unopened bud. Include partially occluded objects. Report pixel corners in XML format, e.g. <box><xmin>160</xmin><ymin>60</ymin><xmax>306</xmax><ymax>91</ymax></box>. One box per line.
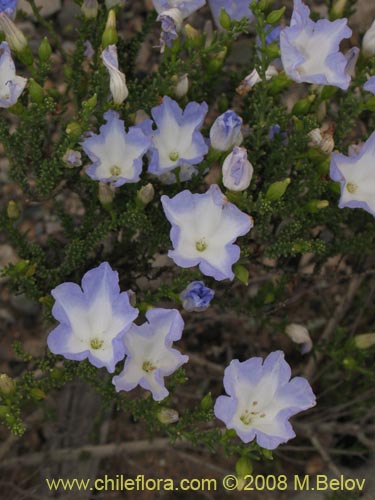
<box><xmin>184</xmin><ymin>24</ymin><xmax>200</xmax><ymax>40</ymax></box>
<box><xmin>363</xmin><ymin>20</ymin><xmax>375</xmax><ymax>58</ymax></box>
<box><xmin>0</xmin><ymin>13</ymin><xmax>28</xmax><ymax>53</ymax></box>
<box><xmin>331</xmin><ymin>0</ymin><xmax>348</xmax><ymax>19</ymax></box>
<box><xmin>98</xmin><ymin>182</ymin><xmax>115</xmax><ymax>206</ymax></box>
<box><xmin>0</xmin><ymin>374</ymin><xmax>16</xmax><ymax>395</ymax></box>
<box><xmin>7</xmin><ymin>200</ymin><xmax>20</xmax><ymax>219</ymax></box>
<box><xmin>157</xmin><ymin>408</ymin><xmax>179</xmax><ymax>424</ymax></box>
<box><xmin>265</xmin><ymin>178</ymin><xmax>291</xmax><ymax>201</ymax></box>
<box><xmin>102</xmin><ymin>10</ymin><xmax>118</xmax><ymax>48</ymax></box>
<box><xmin>81</xmin><ymin>0</ymin><xmax>99</xmax><ymax>19</ymax></box>
<box><xmin>200</xmin><ymin>392</ymin><xmax>213</xmax><ymax>411</ymax></box>
<box><xmin>266</xmin><ymin>7</ymin><xmax>285</xmax><ymax>24</ymax></box>
<box><xmin>219</xmin><ymin>8</ymin><xmax>231</xmax><ymax>30</ymax></box>
<box><xmin>38</xmin><ymin>37</ymin><xmax>52</xmax><ymax>62</ymax></box>
<box><xmin>173</xmin><ymin>73</ymin><xmax>189</xmax><ymax>98</ymax></box>
<box><xmin>66</xmin><ymin>122</ymin><xmax>82</xmax><ymax>137</ymax></box>
<box><xmin>28</xmin><ymin>78</ymin><xmax>44</xmax><ymax>103</ymax></box>
<box><xmin>292</xmin><ymin>95</ymin><xmax>316</xmax><ymax>115</ymax></box>
<box><xmin>236</xmin><ymin>457</ymin><xmax>253</xmax><ymax>479</ymax></box>
<box><xmin>137</xmin><ymin>183</ymin><xmax>155</xmax><ymax>205</ymax></box>
<box><xmin>354</xmin><ymin>333</ymin><xmax>375</xmax><ymax>350</ymax></box>
<box><xmin>285</xmin><ymin>323</ymin><xmax>313</xmax><ymax>354</ymax></box>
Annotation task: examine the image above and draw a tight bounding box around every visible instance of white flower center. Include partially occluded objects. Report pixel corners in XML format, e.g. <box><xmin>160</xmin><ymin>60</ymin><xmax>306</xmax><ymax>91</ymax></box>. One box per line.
<box><xmin>169</xmin><ymin>151</ymin><xmax>179</xmax><ymax>162</ymax></box>
<box><xmin>142</xmin><ymin>360</ymin><xmax>157</xmax><ymax>373</ymax></box>
<box><xmin>346</xmin><ymin>182</ymin><xmax>357</xmax><ymax>194</ymax></box>
<box><xmin>90</xmin><ymin>337</ymin><xmax>104</xmax><ymax>350</ymax></box>
<box><xmin>195</xmin><ymin>238</ymin><xmax>207</xmax><ymax>252</ymax></box>
<box><xmin>110</xmin><ymin>165</ymin><xmax>121</xmax><ymax>176</ymax></box>
<box><xmin>239</xmin><ymin>401</ymin><xmax>266</xmax><ymax>426</ymax></box>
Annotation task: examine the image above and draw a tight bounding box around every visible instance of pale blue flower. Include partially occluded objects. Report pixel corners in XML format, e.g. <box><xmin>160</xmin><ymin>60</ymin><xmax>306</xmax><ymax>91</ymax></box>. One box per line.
<box><xmin>210</xmin><ymin>110</ymin><xmax>243</xmax><ymax>152</ymax></box>
<box><xmin>0</xmin><ymin>0</ymin><xmax>17</xmax><ymax>18</ymax></box>
<box><xmin>112</xmin><ymin>308</ymin><xmax>188</xmax><ymax>401</ymax></box>
<box><xmin>152</xmin><ymin>0</ymin><xmax>205</xmax><ymax>18</ymax></box>
<box><xmin>280</xmin><ymin>0</ymin><xmax>352</xmax><ymax>89</ymax></box>
<box><xmin>364</xmin><ymin>76</ymin><xmax>375</xmax><ymax>95</ymax></box>
<box><xmin>330</xmin><ymin>131</ymin><xmax>375</xmax><ymax>217</ymax></box>
<box><xmin>180</xmin><ymin>281</ymin><xmax>214</xmax><ymax>312</ymax></box>
<box><xmin>0</xmin><ymin>41</ymin><xmax>26</xmax><ymax>108</ymax></box>
<box><xmin>81</xmin><ymin>110</ymin><xmax>151</xmax><ymax>187</ymax></box>
<box><xmin>208</xmin><ymin>0</ymin><xmax>254</xmax><ymax>27</ymax></box>
<box><xmin>143</xmin><ymin>96</ymin><xmax>208</xmax><ymax>176</ymax></box>
<box><xmin>161</xmin><ymin>184</ymin><xmax>253</xmax><ymax>281</ymax></box>
<box><xmin>47</xmin><ymin>262</ymin><xmax>138</xmax><ymax>373</ymax></box>
<box><xmin>214</xmin><ymin>351</ymin><xmax>316</xmax><ymax>449</ymax></box>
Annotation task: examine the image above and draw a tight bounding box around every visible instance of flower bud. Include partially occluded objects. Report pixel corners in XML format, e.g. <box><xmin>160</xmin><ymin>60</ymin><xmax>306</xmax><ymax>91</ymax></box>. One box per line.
<box><xmin>7</xmin><ymin>200</ymin><xmax>20</xmax><ymax>219</ymax></box>
<box><xmin>210</xmin><ymin>110</ymin><xmax>243</xmax><ymax>152</ymax></box>
<box><xmin>354</xmin><ymin>333</ymin><xmax>375</xmax><ymax>349</ymax></box>
<box><xmin>157</xmin><ymin>408</ymin><xmax>179</xmax><ymax>424</ymax></box>
<box><xmin>236</xmin><ymin>65</ymin><xmax>278</xmax><ymax>94</ymax></box>
<box><xmin>81</xmin><ymin>0</ymin><xmax>99</xmax><ymax>19</ymax></box>
<box><xmin>66</xmin><ymin>122</ymin><xmax>82</xmax><ymax>137</ymax></box>
<box><xmin>344</xmin><ymin>47</ymin><xmax>359</xmax><ymax>77</ymax></box>
<box><xmin>236</xmin><ymin>457</ymin><xmax>253</xmax><ymax>479</ymax></box>
<box><xmin>0</xmin><ymin>12</ymin><xmax>28</xmax><ymax>54</ymax></box>
<box><xmin>265</xmin><ymin>177</ymin><xmax>291</xmax><ymax>201</ymax></box>
<box><xmin>285</xmin><ymin>323</ymin><xmax>313</xmax><ymax>354</ymax></box>
<box><xmin>266</xmin><ymin>7</ymin><xmax>285</xmax><ymax>25</ymax></box>
<box><xmin>331</xmin><ymin>0</ymin><xmax>347</xmax><ymax>19</ymax></box>
<box><xmin>173</xmin><ymin>73</ymin><xmax>189</xmax><ymax>98</ymax></box>
<box><xmin>306</xmin><ymin>199</ymin><xmax>329</xmax><ymax>212</ymax></box>
<box><xmin>98</xmin><ymin>182</ymin><xmax>115</xmax><ymax>206</ymax></box>
<box><xmin>28</xmin><ymin>78</ymin><xmax>44</xmax><ymax>103</ymax></box>
<box><xmin>137</xmin><ymin>183</ymin><xmax>155</xmax><ymax>205</ymax></box>
<box><xmin>362</xmin><ymin>20</ymin><xmax>375</xmax><ymax>58</ymax></box>
<box><xmin>184</xmin><ymin>23</ymin><xmax>200</xmax><ymax>40</ymax></box>
<box><xmin>0</xmin><ymin>374</ymin><xmax>16</xmax><ymax>395</ymax></box>
<box><xmin>102</xmin><ymin>10</ymin><xmax>118</xmax><ymax>48</ymax></box>
<box><xmin>219</xmin><ymin>8</ymin><xmax>231</xmax><ymax>30</ymax></box>
<box><xmin>38</xmin><ymin>37</ymin><xmax>52</xmax><ymax>62</ymax></box>
<box><xmin>222</xmin><ymin>146</ymin><xmax>253</xmax><ymax>192</ymax></box>
<box><xmin>105</xmin><ymin>0</ymin><xmax>125</xmax><ymax>7</ymax></box>
<box><xmin>200</xmin><ymin>392</ymin><xmax>213</xmax><ymax>411</ymax></box>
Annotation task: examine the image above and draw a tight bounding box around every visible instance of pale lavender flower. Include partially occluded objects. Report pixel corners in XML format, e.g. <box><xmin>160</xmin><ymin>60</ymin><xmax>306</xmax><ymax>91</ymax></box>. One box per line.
<box><xmin>0</xmin><ymin>0</ymin><xmax>17</xmax><ymax>18</ymax></box>
<box><xmin>143</xmin><ymin>96</ymin><xmax>208</xmax><ymax>176</ymax></box>
<box><xmin>112</xmin><ymin>308</ymin><xmax>188</xmax><ymax>401</ymax></box>
<box><xmin>330</xmin><ymin>131</ymin><xmax>375</xmax><ymax>217</ymax></box>
<box><xmin>0</xmin><ymin>41</ymin><xmax>26</xmax><ymax>108</ymax></box>
<box><xmin>208</xmin><ymin>0</ymin><xmax>254</xmax><ymax>28</ymax></box>
<box><xmin>161</xmin><ymin>184</ymin><xmax>253</xmax><ymax>281</ymax></box>
<box><xmin>157</xmin><ymin>8</ymin><xmax>183</xmax><ymax>53</ymax></box>
<box><xmin>152</xmin><ymin>0</ymin><xmax>205</xmax><ymax>18</ymax></box>
<box><xmin>364</xmin><ymin>76</ymin><xmax>375</xmax><ymax>95</ymax></box>
<box><xmin>214</xmin><ymin>351</ymin><xmax>316</xmax><ymax>449</ymax></box>
<box><xmin>210</xmin><ymin>110</ymin><xmax>243</xmax><ymax>152</ymax></box>
<box><xmin>84</xmin><ymin>40</ymin><xmax>94</xmax><ymax>58</ymax></box>
<box><xmin>81</xmin><ymin>110</ymin><xmax>150</xmax><ymax>187</ymax></box>
<box><xmin>47</xmin><ymin>262</ymin><xmax>138</xmax><ymax>373</ymax></box>
<box><xmin>236</xmin><ymin>65</ymin><xmax>278</xmax><ymax>94</ymax></box>
<box><xmin>101</xmin><ymin>44</ymin><xmax>128</xmax><ymax>104</ymax></box>
<box><xmin>222</xmin><ymin>146</ymin><xmax>253</xmax><ymax>192</ymax></box>
<box><xmin>280</xmin><ymin>0</ymin><xmax>352</xmax><ymax>89</ymax></box>
<box><xmin>180</xmin><ymin>281</ymin><xmax>214</xmax><ymax>312</ymax></box>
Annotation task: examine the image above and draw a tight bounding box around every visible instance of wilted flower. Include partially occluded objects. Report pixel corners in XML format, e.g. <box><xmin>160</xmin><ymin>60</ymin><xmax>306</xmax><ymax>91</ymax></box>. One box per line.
<box><xmin>0</xmin><ymin>0</ymin><xmax>17</xmax><ymax>18</ymax></box>
<box><xmin>47</xmin><ymin>262</ymin><xmax>138</xmax><ymax>373</ymax></box>
<box><xmin>208</xmin><ymin>0</ymin><xmax>254</xmax><ymax>28</ymax></box>
<box><xmin>344</xmin><ymin>47</ymin><xmax>359</xmax><ymax>77</ymax></box>
<box><xmin>236</xmin><ymin>65</ymin><xmax>278</xmax><ymax>94</ymax></box>
<box><xmin>364</xmin><ymin>76</ymin><xmax>375</xmax><ymax>95</ymax></box>
<box><xmin>222</xmin><ymin>146</ymin><xmax>253</xmax><ymax>192</ymax></box>
<box><xmin>157</xmin><ymin>8</ymin><xmax>183</xmax><ymax>52</ymax></box>
<box><xmin>280</xmin><ymin>0</ymin><xmax>352</xmax><ymax>89</ymax></box>
<box><xmin>101</xmin><ymin>44</ymin><xmax>128</xmax><ymax>104</ymax></box>
<box><xmin>180</xmin><ymin>281</ymin><xmax>215</xmax><ymax>312</ymax></box>
<box><xmin>157</xmin><ymin>408</ymin><xmax>179</xmax><ymax>424</ymax></box>
<box><xmin>330</xmin><ymin>131</ymin><xmax>375</xmax><ymax>217</ymax></box>
<box><xmin>62</xmin><ymin>149</ymin><xmax>82</xmax><ymax>167</ymax></box>
<box><xmin>214</xmin><ymin>351</ymin><xmax>316</xmax><ymax>449</ymax></box>
<box><xmin>84</xmin><ymin>40</ymin><xmax>94</xmax><ymax>58</ymax></box>
<box><xmin>362</xmin><ymin>19</ymin><xmax>375</xmax><ymax>58</ymax></box>
<box><xmin>354</xmin><ymin>333</ymin><xmax>375</xmax><ymax>350</ymax></box>
<box><xmin>142</xmin><ymin>96</ymin><xmax>208</xmax><ymax>177</ymax></box>
<box><xmin>161</xmin><ymin>184</ymin><xmax>253</xmax><ymax>281</ymax></box>
<box><xmin>81</xmin><ymin>110</ymin><xmax>150</xmax><ymax>187</ymax></box>
<box><xmin>152</xmin><ymin>0</ymin><xmax>205</xmax><ymax>18</ymax></box>
<box><xmin>112</xmin><ymin>308</ymin><xmax>188</xmax><ymax>401</ymax></box>
<box><xmin>0</xmin><ymin>41</ymin><xmax>27</xmax><ymax>108</ymax></box>
<box><xmin>308</xmin><ymin>126</ymin><xmax>335</xmax><ymax>154</ymax></box>
<box><xmin>285</xmin><ymin>323</ymin><xmax>313</xmax><ymax>354</ymax></box>
<box><xmin>137</xmin><ymin>183</ymin><xmax>155</xmax><ymax>205</ymax></box>
<box><xmin>210</xmin><ymin>110</ymin><xmax>243</xmax><ymax>152</ymax></box>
